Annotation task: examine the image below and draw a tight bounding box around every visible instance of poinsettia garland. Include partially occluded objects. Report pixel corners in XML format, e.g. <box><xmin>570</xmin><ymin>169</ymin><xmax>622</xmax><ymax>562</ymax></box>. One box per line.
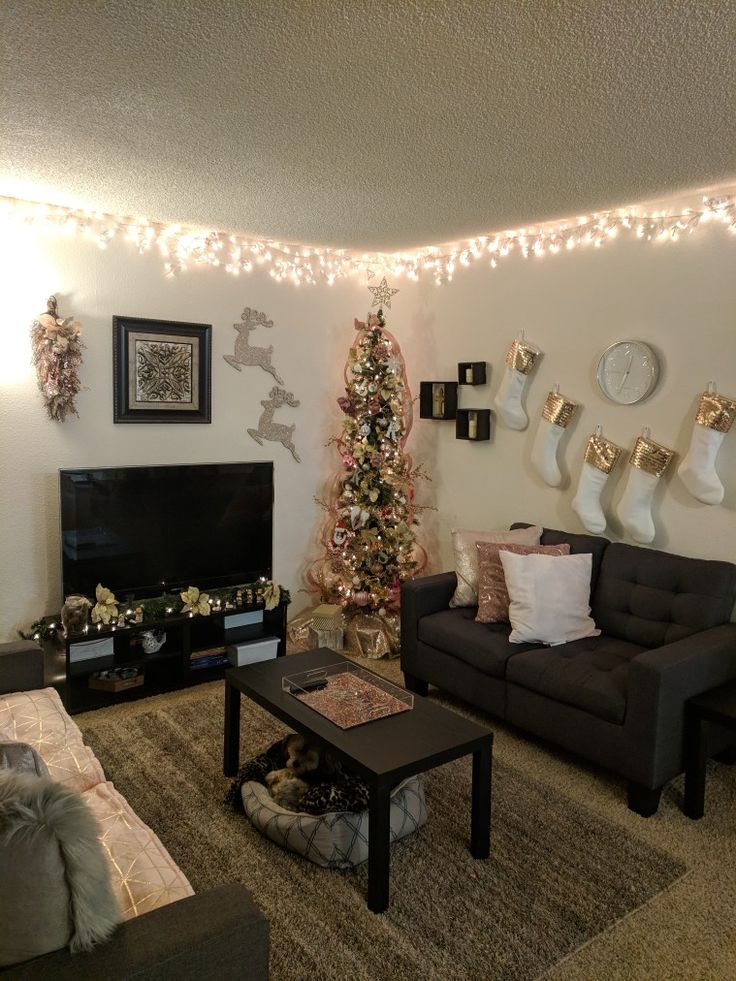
<box><xmin>30</xmin><ymin>295</ymin><xmax>84</xmax><ymax>422</ymax></box>
<box><xmin>18</xmin><ymin>580</ymin><xmax>290</xmax><ymax>641</ymax></box>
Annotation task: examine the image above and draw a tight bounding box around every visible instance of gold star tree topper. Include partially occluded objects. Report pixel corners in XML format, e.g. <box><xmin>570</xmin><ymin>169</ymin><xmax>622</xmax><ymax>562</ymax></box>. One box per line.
<box><xmin>368</xmin><ymin>277</ymin><xmax>399</xmax><ymax>309</ymax></box>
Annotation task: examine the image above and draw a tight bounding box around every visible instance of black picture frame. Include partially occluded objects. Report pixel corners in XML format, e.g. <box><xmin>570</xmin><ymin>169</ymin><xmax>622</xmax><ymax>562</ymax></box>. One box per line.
<box><xmin>113</xmin><ymin>316</ymin><xmax>212</xmax><ymax>423</ymax></box>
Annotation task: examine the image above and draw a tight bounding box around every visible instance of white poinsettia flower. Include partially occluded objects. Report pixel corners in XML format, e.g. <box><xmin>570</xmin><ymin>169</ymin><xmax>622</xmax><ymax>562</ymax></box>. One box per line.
<box><xmin>180</xmin><ymin>586</ymin><xmax>211</xmax><ymax>616</ymax></box>
<box><xmin>91</xmin><ymin>583</ymin><xmax>118</xmax><ymax>624</ymax></box>
<box><xmin>262</xmin><ymin>581</ymin><xmax>281</xmax><ymax>611</ymax></box>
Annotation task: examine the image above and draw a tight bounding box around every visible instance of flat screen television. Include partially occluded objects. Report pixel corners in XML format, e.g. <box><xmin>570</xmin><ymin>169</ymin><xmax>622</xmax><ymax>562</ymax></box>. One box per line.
<box><xmin>59</xmin><ymin>462</ymin><xmax>273</xmax><ymax>601</ymax></box>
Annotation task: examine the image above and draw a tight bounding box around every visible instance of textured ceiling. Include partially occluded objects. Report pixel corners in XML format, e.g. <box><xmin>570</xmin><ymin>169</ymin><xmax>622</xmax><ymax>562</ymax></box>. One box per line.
<box><xmin>1</xmin><ymin>0</ymin><xmax>734</xmax><ymax>251</ymax></box>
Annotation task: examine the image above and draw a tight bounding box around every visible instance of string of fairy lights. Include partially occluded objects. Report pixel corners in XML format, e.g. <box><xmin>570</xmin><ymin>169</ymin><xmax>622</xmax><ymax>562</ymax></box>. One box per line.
<box><xmin>1</xmin><ymin>191</ymin><xmax>734</xmax><ymax>287</ymax></box>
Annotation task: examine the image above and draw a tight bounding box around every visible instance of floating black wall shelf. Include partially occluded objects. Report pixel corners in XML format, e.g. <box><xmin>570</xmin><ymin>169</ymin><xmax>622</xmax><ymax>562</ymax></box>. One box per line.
<box><xmin>458</xmin><ymin>362</ymin><xmax>487</xmax><ymax>386</ymax></box>
<box><xmin>419</xmin><ymin>381</ymin><xmax>458</xmax><ymax>420</ymax></box>
<box><xmin>456</xmin><ymin>408</ymin><xmax>492</xmax><ymax>441</ymax></box>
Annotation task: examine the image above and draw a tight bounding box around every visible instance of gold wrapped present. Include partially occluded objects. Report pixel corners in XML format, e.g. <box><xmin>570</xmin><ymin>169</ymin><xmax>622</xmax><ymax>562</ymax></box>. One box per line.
<box><xmin>312</xmin><ymin>603</ymin><xmax>343</xmax><ymax>631</ymax></box>
<box><xmin>308</xmin><ymin>626</ymin><xmax>344</xmax><ymax>651</ymax></box>
<box><xmin>344</xmin><ymin>612</ymin><xmax>400</xmax><ymax>660</ymax></box>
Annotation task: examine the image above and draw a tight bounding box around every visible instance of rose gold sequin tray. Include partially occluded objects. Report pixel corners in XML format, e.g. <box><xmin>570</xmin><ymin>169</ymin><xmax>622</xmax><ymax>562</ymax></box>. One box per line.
<box><xmin>282</xmin><ymin>663</ymin><xmax>414</xmax><ymax>729</ymax></box>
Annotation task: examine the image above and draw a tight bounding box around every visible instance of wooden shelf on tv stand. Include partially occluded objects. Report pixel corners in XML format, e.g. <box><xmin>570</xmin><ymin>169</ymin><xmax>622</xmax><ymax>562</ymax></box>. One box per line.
<box><xmin>60</xmin><ymin>602</ymin><xmax>287</xmax><ymax>715</ymax></box>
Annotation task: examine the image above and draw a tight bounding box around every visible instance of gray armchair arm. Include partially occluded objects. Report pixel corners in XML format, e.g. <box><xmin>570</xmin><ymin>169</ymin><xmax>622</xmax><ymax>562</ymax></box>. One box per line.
<box><xmin>627</xmin><ymin>623</ymin><xmax>736</xmax><ymax>786</ymax></box>
<box><xmin>3</xmin><ymin>883</ymin><xmax>269</xmax><ymax>981</ymax></box>
<box><xmin>0</xmin><ymin>641</ymin><xmax>44</xmax><ymax>696</ymax></box>
<box><xmin>400</xmin><ymin>572</ymin><xmax>456</xmax><ymax>675</ymax></box>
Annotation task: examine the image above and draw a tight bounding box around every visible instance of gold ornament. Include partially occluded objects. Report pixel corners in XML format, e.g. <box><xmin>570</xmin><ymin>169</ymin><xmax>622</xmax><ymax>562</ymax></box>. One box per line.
<box><xmin>367</xmin><ymin>277</ymin><xmax>400</xmax><ymax>309</ymax></box>
<box><xmin>180</xmin><ymin>586</ymin><xmax>211</xmax><ymax>616</ymax></box>
<box><xmin>91</xmin><ymin>583</ymin><xmax>118</xmax><ymax>625</ymax></box>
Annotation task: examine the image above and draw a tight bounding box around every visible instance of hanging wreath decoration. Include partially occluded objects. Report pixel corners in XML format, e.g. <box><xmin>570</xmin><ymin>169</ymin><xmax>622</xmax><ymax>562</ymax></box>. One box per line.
<box><xmin>30</xmin><ymin>295</ymin><xmax>84</xmax><ymax>422</ymax></box>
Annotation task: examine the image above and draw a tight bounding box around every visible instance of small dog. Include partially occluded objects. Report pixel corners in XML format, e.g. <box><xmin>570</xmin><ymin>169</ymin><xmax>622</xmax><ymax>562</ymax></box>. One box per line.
<box><xmin>264</xmin><ymin>768</ymin><xmax>311</xmax><ymax>810</ymax></box>
<box><xmin>281</xmin><ymin>733</ymin><xmax>322</xmax><ymax>778</ymax></box>
<box><xmin>264</xmin><ymin>734</ymin><xmax>323</xmax><ymax>811</ymax></box>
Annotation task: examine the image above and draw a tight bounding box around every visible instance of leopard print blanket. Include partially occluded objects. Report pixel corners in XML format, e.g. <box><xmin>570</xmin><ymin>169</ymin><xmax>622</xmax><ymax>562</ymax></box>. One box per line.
<box><xmin>225</xmin><ymin>736</ymin><xmax>370</xmax><ymax>815</ymax></box>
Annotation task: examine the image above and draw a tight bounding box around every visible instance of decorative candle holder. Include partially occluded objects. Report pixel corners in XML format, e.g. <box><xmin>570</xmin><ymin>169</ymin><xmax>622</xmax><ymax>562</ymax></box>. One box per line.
<box><xmin>61</xmin><ymin>595</ymin><xmax>91</xmax><ymax>636</ymax></box>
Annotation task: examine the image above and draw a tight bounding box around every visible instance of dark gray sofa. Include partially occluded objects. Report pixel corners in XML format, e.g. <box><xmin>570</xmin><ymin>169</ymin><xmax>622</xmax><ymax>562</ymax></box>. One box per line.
<box><xmin>401</xmin><ymin>524</ymin><xmax>736</xmax><ymax>815</ymax></box>
<box><xmin>0</xmin><ymin>641</ymin><xmax>269</xmax><ymax>980</ymax></box>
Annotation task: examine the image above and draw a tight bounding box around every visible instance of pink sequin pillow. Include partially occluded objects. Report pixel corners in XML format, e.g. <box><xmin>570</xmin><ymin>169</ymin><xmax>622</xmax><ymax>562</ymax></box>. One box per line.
<box><xmin>475</xmin><ymin>542</ymin><xmax>571</xmax><ymax>624</ymax></box>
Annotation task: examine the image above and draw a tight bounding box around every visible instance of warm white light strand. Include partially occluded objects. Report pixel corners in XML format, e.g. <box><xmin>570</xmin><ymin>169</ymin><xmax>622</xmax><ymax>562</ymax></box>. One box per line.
<box><xmin>1</xmin><ymin>191</ymin><xmax>734</xmax><ymax>286</ymax></box>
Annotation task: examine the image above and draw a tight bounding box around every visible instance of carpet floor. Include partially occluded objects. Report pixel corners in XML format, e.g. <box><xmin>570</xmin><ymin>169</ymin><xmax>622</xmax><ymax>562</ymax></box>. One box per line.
<box><xmin>76</xmin><ymin>673</ymin><xmax>686</xmax><ymax>981</ymax></box>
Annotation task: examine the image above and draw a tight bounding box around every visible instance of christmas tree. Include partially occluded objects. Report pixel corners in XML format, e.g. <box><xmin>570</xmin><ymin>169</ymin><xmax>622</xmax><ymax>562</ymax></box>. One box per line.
<box><xmin>309</xmin><ymin>308</ymin><xmax>426</xmax><ymax>612</ymax></box>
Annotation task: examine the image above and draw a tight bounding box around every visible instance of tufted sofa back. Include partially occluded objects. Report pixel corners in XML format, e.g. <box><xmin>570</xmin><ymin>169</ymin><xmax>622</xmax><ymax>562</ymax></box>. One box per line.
<box><xmin>592</xmin><ymin>543</ymin><xmax>736</xmax><ymax>648</ymax></box>
<box><xmin>511</xmin><ymin>522</ymin><xmax>610</xmax><ymax>590</ymax></box>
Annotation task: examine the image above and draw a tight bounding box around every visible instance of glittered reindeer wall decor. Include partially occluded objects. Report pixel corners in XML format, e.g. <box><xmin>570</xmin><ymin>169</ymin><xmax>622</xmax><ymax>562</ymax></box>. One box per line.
<box><xmin>224</xmin><ymin>306</ymin><xmax>284</xmax><ymax>383</ymax></box>
<box><xmin>248</xmin><ymin>386</ymin><xmax>301</xmax><ymax>462</ymax></box>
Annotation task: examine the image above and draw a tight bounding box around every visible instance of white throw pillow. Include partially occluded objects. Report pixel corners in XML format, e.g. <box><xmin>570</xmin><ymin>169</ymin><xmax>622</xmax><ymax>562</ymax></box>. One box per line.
<box><xmin>499</xmin><ymin>551</ymin><xmax>601</xmax><ymax>646</ymax></box>
<box><xmin>449</xmin><ymin>525</ymin><xmax>542</xmax><ymax>607</ymax></box>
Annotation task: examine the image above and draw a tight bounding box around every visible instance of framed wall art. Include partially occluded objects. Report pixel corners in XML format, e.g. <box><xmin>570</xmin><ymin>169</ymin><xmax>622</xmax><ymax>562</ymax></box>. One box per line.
<box><xmin>113</xmin><ymin>316</ymin><xmax>212</xmax><ymax>423</ymax></box>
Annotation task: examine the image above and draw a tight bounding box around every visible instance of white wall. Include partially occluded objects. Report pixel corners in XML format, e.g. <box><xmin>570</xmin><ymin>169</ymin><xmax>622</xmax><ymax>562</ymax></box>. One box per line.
<box><xmin>413</xmin><ymin>222</ymin><xmax>736</xmax><ymax>576</ymax></box>
<box><xmin>1</xmin><ymin>202</ymin><xmax>735</xmax><ymax>638</ymax></box>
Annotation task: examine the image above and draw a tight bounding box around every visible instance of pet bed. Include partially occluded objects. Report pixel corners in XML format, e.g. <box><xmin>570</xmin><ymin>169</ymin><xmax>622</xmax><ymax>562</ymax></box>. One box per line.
<box><xmin>240</xmin><ymin>775</ymin><xmax>427</xmax><ymax>869</ymax></box>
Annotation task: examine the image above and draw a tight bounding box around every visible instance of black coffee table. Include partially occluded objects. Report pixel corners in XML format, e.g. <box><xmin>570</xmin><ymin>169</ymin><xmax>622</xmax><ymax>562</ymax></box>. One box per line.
<box><xmin>223</xmin><ymin>647</ymin><xmax>493</xmax><ymax>912</ymax></box>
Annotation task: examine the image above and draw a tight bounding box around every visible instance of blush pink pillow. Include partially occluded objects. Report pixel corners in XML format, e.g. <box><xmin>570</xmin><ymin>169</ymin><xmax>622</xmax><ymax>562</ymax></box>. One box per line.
<box><xmin>475</xmin><ymin>542</ymin><xmax>570</xmax><ymax>624</ymax></box>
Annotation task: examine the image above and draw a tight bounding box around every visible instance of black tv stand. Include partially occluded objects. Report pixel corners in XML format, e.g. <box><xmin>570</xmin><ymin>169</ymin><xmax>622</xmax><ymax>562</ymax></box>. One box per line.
<box><xmin>60</xmin><ymin>602</ymin><xmax>287</xmax><ymax>714</ymax></box>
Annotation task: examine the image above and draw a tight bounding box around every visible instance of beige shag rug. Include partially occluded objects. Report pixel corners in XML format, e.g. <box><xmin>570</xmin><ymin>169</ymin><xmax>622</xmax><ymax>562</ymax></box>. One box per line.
<box><xmin>76</xmin><ymin>675</ymin><xmax>685</xmax><ymax>981</ymax></box>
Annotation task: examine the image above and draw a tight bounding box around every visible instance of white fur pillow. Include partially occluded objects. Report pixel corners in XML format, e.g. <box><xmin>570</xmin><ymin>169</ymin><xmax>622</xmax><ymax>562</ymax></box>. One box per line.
<box><xmin>499</xmin><ymin>551</ymin><xmax>600</xmax><ymax>646</ymax></box>
<box><xmin>0</xmin><ymin>770</ymin><xmax>120</xmax><ymax>967</ymax></box>
<box><xmin>449</xmin><ymin>525</ymin><xmax>542</xmax><ymax>607</ymax></box>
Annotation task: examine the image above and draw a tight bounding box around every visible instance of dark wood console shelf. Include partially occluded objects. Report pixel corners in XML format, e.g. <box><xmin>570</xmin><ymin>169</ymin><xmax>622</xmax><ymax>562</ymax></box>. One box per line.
<box><xmin>61</xmin><ymin>603</ymin><xmax>287</xmax><ymax>714</ymax></box>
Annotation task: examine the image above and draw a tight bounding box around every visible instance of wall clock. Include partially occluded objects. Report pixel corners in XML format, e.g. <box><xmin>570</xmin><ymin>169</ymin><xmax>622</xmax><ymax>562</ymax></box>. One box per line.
<box><xmin>596</xmin><ymin>341</ymin><xmax>660</xmax><ymax>405</ymax></box>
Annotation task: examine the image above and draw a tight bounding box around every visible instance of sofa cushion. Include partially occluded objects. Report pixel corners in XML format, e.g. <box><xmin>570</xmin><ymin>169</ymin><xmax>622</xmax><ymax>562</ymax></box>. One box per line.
<box><xmin>511</xmin><ymin>523</ymin><xmax>609</xmax><ymax>590</ymax></box>
<box><xmin>506</xmin><ymin>634</ymin><xmax>646</xmax><ymax>724</ymax></box>
<box><xmin>592</xmin><ymin>543</ymin><xmax>736</xmax><ymax>648</ymax></box>
<box><xmin>417</xmin><ymin>607</ymin><xmax>541</xmax><ymax>678</ymax></box>
<box><xmin>0</xmin><ymin>688</ymin><xmax>105</xmax><ymax>793</ymax></box>
<box><xmin>83</xmin><ymin>781</ymin><xmax>194</xmax><ymax>920</ymax></box>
